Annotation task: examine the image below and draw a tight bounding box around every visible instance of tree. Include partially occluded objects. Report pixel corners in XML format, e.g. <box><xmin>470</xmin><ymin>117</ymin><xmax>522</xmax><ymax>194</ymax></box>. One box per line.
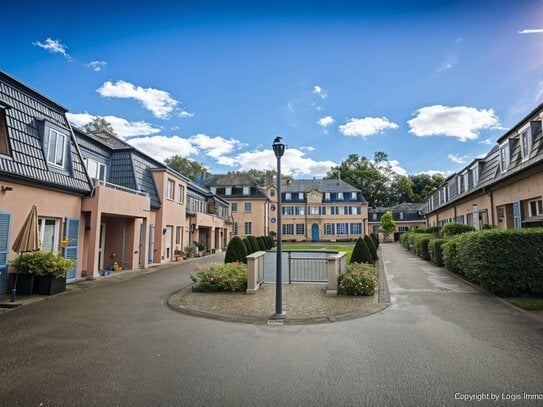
<box><xmin>409</xmin><ymin>173</ymin><xmax>445</xmax><ymax>202</ymax></box>
<box><xmin>224</xmin><ymin>236</ymin><xmax>248</xmax><ymax>264</ymax></box>
<box><xmin>380</xmin><ymin>210</ymin><xmax>396</xmax><ymax>241</ymax></box>
<box><xmin>350</xmin><ymin>237</ymin><xmax>373</xmax><ymax>264</ymax></box>
<box><xmin>164</xmin><ymin>155</ymin><xmax>210</xmax><ymax>181</ymax></box>
<box><xmin>83</xmin><ymin>117</ymin><xmax>116</xmax><ymax>135</ymax></box>
<box><xmin>364</xmin><ymin>235</ymin><xmax>378</xmax><ymax>261</ymax></box>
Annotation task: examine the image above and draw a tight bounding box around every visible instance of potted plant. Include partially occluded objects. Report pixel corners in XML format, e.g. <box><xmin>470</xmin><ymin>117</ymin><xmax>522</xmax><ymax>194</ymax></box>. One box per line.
<box><xmin>174</xmin><ymin>248</ymin><xmax>184</xmax><ymax>261</ymax></box>
<box><xmin>184</xmin><ymin>244</ymin><xmax>198</xmax><ymax>259</ymax></box>
<box><xmin>194</xmin><ymin>241</ymin><xmax>207</xmax><ymax>256</ymax></box>
<box><xmin>11</xmin><ymin>251</ymin><xmax>75</xmax><ymax>295</ymax></box>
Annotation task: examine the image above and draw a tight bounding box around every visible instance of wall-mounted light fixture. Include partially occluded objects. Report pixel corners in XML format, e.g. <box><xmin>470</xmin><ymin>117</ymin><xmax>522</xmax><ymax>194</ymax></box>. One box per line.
<box><xmin>1</xmin><ymin>185</ymin><xmax>13</xmax><ymax>191</ymax></box>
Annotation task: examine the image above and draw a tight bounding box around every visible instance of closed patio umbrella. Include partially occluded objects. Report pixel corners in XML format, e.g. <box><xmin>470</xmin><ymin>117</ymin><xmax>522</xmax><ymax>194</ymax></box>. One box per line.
<box><xmin>11</xmin><ymin>205</ymin><xmax>40</xmax><ymax>302</ymax></box>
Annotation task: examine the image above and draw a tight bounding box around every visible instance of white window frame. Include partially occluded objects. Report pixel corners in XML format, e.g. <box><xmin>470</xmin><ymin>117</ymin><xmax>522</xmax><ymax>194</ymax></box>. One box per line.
<box><xmin>244</xmin><ymin>222</ymin><xmax>252</xmax><ymax>235</ymax></box>
<box><xmin>47</xmin><ymin>128</ymin><xmax>66</xmax><ymax>168</ymax></box>
<box><xmin>232</xmin><ymin>222</ymin><xmax>238</xmax><ymax>236</ymax></box>
<box><xmin>351</xmin><ymin>192</ymin><xmax>357</xmax><ymax>200</ymax></box>
<box><xmin>521</xmin><ymin>128</ymin><xmax>531</xmax><ymax>160</ymax></box>
<box><xmin>285</xmin><ymin>193</ymin><xmax>291</xmax><ymax>200</ymax></box>
<box><xmin>298</xmin><ymin>192</ymin><xmax>304</xmax><ymax>200</ymax></box>
<box><xmin>529</xmin><ymin>199</ymin><xmax>543</xmax><ymax>217</ymax></box>
<box><xmin>38</xmin><ymin>218</ymin><xmax>60</xmax><ymax>253</ymax></box>
<box><xmin>225</xmin><ymin>187</ymin><xmax>232</xmax><ymax>195</ymax></box>
<box><xmin>166</xmin><ymin>179</ymin><xmax>175</xmax><ymax>200</ymax></box>
<box><xmin>244</xmin><ymin>202</ymin><xmax>252</xmax><ymax>212</ymax></box>
<box><xmin>243</xmin><ymin>186</ymin><xmax>250</xmax><ymax>195</ymax></box>
<box><xmin>177</xmin><ymin>184</ymin><xmax>185</xmax><ymax>203</ymax></box>
<box><xmin>336</xmin><ymin>223</ymin><xmax>348</xmax><ymax>235</ymax></box>
<box><xmin>337</xmin><ymin>192</ymin><xmax>344</xmax><ymax>200</ymax></box>
<box><xmin>231</xmin><ymin>203</ymin><xmax>238</xmax><ymax>213</ymax></box>
<box><xmin>295</xmin><ymin>224</ymin><xmax>305</xmax><ymax>235</ymax></box>
<box><xmin>325</xmin><ymin>192</ymin><xmax>330</xmax><ymax>200</ymax></box>
<box><xmin>499</xmin><ymin>142</ymin><xmax>509</xmax><ymax>173</ymax></box>
<box><xmin>84</xmin><ymin>157</ymin><xmax>106</xmax><ymax>182</ymax></box>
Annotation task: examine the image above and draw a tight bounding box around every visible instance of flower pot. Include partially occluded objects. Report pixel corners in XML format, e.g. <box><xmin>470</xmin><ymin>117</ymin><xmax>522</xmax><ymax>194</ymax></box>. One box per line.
<box><xmin>14</xmin><ymin>273</ymin><xmax>35</xmax><ymax>295</ymax></box>
<box><xmin>35</xmin><ymin>275</ymin><xmax>66</xmax><ymax>295</ymax></box>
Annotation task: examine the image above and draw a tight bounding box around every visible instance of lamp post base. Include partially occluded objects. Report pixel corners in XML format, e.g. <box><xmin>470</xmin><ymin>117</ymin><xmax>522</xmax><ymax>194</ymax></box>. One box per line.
<box><xmin>272</xmin><ymin>311</ymin><xmax>286</xmax><ymax>320</ymax></box>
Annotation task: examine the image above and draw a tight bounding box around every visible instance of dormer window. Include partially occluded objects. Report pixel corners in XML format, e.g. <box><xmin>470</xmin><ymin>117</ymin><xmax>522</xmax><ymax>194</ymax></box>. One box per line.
<box><xmin>243</xmin><ymin>186</ymin><xmax>250</xmax><ymax>195</ymax></box>
<box><xmin>337</xmin><ymin>192</ymin><xmax>344</xmax><ymax>200</ymax></box>
<box><xmin>299</xmin><ymin>192</ymin><xmax>304</xmax><ymax>200</ymax></box>
<box><xmin>471</xmin><ymin>165</ymin><xmax>479</xmax><ymax>186</ymax></box>
<box><xmin>325</xmin><ymin>192</ymin><xmax>330</xmax><ymax>200</ymax></box>
<box><xmin>285</xmin><ymin>193</ymin><xmax>291</xmax><ymax>200</ymax></box>
<box><xmin>499</xmin><ymin>143</ymin><xmax>509</xmax><ymax>173</ymax></box>
<box><xmin>521</xmin><ymin>130</ymin><xmax>531</xmax><ymax>160</ymax></box>
<box><xmin>225</xmin><ymin>187</ymin><xmax>232</xmax><ymax>195</ymax></box>
<box><xmin>47</xmin><ymin>128</ymin><xmax>66</xmax><ymax>167</ymax></box>
<box><xmin>0</xmin><ymin>109</ymin><xmax>11</xmax><ymax>157</ymax></box>
<box><xmin>84</xmin><ymin>157</ymin><xmax>106</xmax><ymax>181</ymax></box>
<box><xmin>351</xmin><ymin>192</ymin><xmax>357</xmax><ymax>200</ymax></box>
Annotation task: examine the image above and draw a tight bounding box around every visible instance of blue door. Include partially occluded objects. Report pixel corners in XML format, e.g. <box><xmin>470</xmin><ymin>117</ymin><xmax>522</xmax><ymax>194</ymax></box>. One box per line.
<box><xmin>63</xmin><ymin>218</ymin><xmax>80</xmax><ymax>280</ymax></box>
<box><xmin>0</xmin><ymin>212</ymin><xmax>11</xmax><ymax>294</ymax></box>
<box><xmin>311</xmin><ymin>224</ymin><xmax>319</xmax><ymax>241</ymax></box>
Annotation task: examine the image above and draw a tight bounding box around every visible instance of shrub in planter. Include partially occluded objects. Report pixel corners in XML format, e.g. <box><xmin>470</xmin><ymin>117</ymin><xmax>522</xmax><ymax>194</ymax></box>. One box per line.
<box><xmin>456</xmin><ymin>229</ymin><xmax>543</xmax><ymax>296</ymax></box>
<box><xmin>364</xmin><ymin>235</ymin><xmax>378</xmax><ymax>261</ymax></box>
<box><xmin>338</xmin><ymin>263</ymin><xmax>378</xmax><ymax>296</ymax></box>
<box><xmin>440</xmin><ymin>222</ymin><xmax>475</xmax><ymax>237</ymax></box>
<box><xmin>225</xmin><ymin>236</ymin><xmax>248</xmax><ymax>264</ymax></box>
<box><xmin>191</xmin><ymin>262</ymin><xmax>248</xmax><ymax>292</ymax></box>
<box><xmin>428</xmin><ymin>238</ymin><xmax>447</xmax><ymax>267</ymax></box>
<box><xmin>350</xmin><ymin>237</ymin><xmax>373</xmax><ymax>264</ymax></box>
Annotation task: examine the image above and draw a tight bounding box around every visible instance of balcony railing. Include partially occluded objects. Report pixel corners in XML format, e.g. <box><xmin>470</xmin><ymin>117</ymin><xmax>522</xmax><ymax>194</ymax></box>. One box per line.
<box><xmin>96</xmin><ymin>180</ymin><xmax>149</xmax><ymax>197</ymax></box>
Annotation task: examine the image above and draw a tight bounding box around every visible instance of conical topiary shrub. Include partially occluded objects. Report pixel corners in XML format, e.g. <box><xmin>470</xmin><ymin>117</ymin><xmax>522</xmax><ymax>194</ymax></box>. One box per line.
<box><xmin>350</xmin><ymin>237</ymin><xmax>373</xmax><ymax>264</ymax></box>
<box><xmin>364</xmin><ymin>235</ymin><xmax>378</xmax><ymax>262</ymax></box>
<box><xmin>242</xmin><ymin>238</ymin><xmax>252</xmax><ymax>255</ymax></box>
<box><xmin>247</xmin><ymin>236</ymin><xmax>259</xmax><ymax>253</ymax></box>
<box><xmin>370</xmin><ymin>232</ymin><xmax>379</xmax><ymax>248</ymax></box>
<box><xmin>225</xmin><ymin>236</ymin><xmax>248</xmax><ymax>264</ymax></box>
<box><xmin>256</xmin><ymin>236</ymin><xmax>266</xmax><ymax>251</ymax></box>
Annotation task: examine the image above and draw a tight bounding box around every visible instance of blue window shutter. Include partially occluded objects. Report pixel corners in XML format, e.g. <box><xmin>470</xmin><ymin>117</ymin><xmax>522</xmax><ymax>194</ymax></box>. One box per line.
<box><xmin>513</xmin><ymin>200</ymin><xmax>522</xmax><ymax>229</ymax></box>
<box><xmin>63</xmin><ymin>218</ymin><xmax>80</xmax><ymax>280</ymax></box>
<box><xmin>0</xmin><ymin>212</ymin><xmax>12</xmax><ymax>294</ymax></box>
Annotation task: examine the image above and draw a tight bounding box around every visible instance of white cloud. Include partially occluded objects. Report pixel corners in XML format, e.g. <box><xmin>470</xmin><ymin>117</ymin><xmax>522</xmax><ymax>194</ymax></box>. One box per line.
<box><xmin>339</xmin><ymin>117</ymin><xmax>399</xmax><ymax>138</ymax></box>
<box><xmin>518</xmin><ymin>28</ymin><xmax>543</xmax><ymax>34</ymax></box>
<box><xmin>313</xmin><ymin>85</ymin><xmax>327</xmax><ymax>99</ymax></box>
<box><xmin>299</xmin><ymin>146</ymin><xmax>315</xmax><ymax>152</ymax></box>
<box><xmin>33</xmin><ymin>38</ymin><xmax>71</xmax><ymax>59</ymax></box>
<box><xmin>86</xmin><ymin>61</ymin><xmax>107</xmax><ymax>72</ymax></box>
<box><xmin>179</xmin><ymin>110</ymin><xmax>194</xmax><ymax>118</ymax></box>
<box><xmin>127</xmin><ymin>135</ymin><xmax>197</xmax><ymax>162</ymax></box>
<box><xmin>97</xmin><ymin>80</ymin><xmax>188</xmax><ymax>119</ymax></box>
<box><xmin>408</xmin><ymin>105</ymin><xmax>499</xmax><ymax>141</ymax></box>
<box><xmin>479</xmin><ymin>137</ymin><xmax>493</xmax><ymax>145</ymax></box>
<box><xmin>418</xmin><ymin>170</ymin><xmax>454</xmax><ymax>177</ymax></box>
<box><xmin>230</xmin><ymin>148</ymin><xmax>335</xmax><ymax>177</ymax></box>
<box><xmin>67</xmin><ymin>112</ymin><xmax>160</xmax><ymax>139</ymax></box>
<box><xmin>389</xmin><ymin>160</ymin><xmax>407</xmax><ymax>176</ymax></box>
<box><xmin>189</xmin><ymin>133</ymin><xmax>243</xmax><ymax>160</ymax></box>
<box><xmin>447</xmin><ymin>154</ymin><xmax>468</xmax><ymax>164</ymax></box>
<box><xmin>318</xmin><ymin>116</ymin><xmax>335</xmax><ymax>127</ymax></box>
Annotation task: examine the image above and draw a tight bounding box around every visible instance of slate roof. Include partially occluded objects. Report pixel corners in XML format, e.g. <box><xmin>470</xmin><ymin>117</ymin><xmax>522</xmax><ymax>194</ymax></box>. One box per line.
<box><xmin>0</xmin><ymin>71</ymin><xmax>92</xmax><ymax>194</ymax></box>
<box><xmin>368</xmin><ymin>203</ymin><xmax>426</xmax><ymax>222</ymax></box>
<box><xmin>205</xmin><ymin>173</ymin><xmax>257</xmax><ymax>187</ymax></box>
<box><xmin>282</xmin><ymin>179</ymin><xmax>362</xmax><ymax>195</ymax></box>
<box><xmin>427</xmin><ymin>104</ymin><xmax>543</xmax><ymax>215</ymax></box>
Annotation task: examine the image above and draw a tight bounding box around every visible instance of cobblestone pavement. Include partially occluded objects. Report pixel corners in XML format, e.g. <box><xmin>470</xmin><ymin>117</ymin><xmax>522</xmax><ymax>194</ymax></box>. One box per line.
<box><xmin>169</xmin><ymin>283</ymin><xmax>389</xmax><ymax>324</ymax></box>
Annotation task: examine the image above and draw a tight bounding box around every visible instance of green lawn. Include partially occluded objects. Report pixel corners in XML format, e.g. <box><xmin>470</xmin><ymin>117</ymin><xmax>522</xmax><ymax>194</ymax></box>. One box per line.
<box><xmin>271</xmin><ymin>243</ymin><xmax>355</xmax><ymax>263</ymax></box>
<box><xmin>506</xmin><ymin>297</ymin><xmax>543</xmax><ymax>310</ymax></box>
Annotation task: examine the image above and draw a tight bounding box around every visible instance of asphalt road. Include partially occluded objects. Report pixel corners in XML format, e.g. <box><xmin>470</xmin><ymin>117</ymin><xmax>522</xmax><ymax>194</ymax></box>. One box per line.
<box><xmin>1</xmin><ymin>244</ymin><xmax>542</xmax><ymax>406</ymax></box>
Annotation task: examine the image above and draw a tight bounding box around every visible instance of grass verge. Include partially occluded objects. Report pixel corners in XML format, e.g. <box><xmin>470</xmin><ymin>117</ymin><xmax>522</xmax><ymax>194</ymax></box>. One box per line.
<box><xmin>506</xmin><ymin>297</ymin><xmax>543</xmax><ymax>310</ymax></box>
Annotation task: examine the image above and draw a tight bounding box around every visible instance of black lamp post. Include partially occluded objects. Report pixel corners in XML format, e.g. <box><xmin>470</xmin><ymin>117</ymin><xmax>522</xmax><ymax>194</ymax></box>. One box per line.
<box><xmin>272</xmin><ymin>136</ymin><xmax>286</xmax><ymax>319</ymax></box>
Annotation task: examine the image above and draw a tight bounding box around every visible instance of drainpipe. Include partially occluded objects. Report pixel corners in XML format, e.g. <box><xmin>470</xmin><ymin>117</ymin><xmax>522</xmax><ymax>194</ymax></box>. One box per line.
<box><xmin>483</xmin><ymin>187</ymin><xmax>495</xmax><ymax>225</ymax></box>
<box><xmin>121</xmin><ymin>219</ymin><xmax>126</xmax><ymax>269</ymax></box>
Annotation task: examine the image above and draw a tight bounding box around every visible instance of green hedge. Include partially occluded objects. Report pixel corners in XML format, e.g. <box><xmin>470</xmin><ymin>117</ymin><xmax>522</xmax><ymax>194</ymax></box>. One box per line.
<box><xmin>428</xmin><ymin>238</ymin><xmax>447</xmax><ymax>267</ymax></box>
<box><xmin>456</xmin><ymin>229</ymin><xmax>543</xmax><ymax>296</ymax></box>
<box><xmin>364</xmin><ymin>235</ymin><xmax>378</xmax><ymax>261</ymax></box>
<box><xmin>224</xmin><ymin>236</ymin><xmax>248</xmax><ymax>264</ymax></box>
<box><xmin>442</xmin><ymin>235</ymin><xmax>465</xmax><ymax>274</ymax></box>
<box><xmin>351</xmin><ymin>237</ymin><xmax>373</xmax><ymax>264</ymax></box>
<box><xmin>411</xmin><ymin>233</ymin><xmax>434</xmax><ymax>260</ymax></box>
<box><xmin>191</xmin><ymin>262</ymin><xmax>248</xmax><ymax>292</ymax></box>
<box><xmin>399</xmin><ymin>232</ymin><xmax>411</xmax><ymax>250</ymax></box>
<box><xmin>441</xmin><ymin>222</ymin><xmax>475</xmax><ymax>237</ymax></box>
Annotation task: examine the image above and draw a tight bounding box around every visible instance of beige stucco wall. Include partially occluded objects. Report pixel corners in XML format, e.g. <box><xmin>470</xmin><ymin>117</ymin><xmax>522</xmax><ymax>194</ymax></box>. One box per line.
<box><xmin>231</xmin><ymin>198</ymin><xmax>268</xmax><ymax>238</ymax></box>
<box><xmin>0</xmin><ymin>180</ymin><xmax>83</xmax><ymax>274</ymax></box>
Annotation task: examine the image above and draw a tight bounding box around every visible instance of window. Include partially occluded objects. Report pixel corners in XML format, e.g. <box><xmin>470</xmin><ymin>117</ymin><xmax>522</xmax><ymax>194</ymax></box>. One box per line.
<box><xmin>458</xmin><ymin>174</ymin><xmax>466</xmax><ymax>195</ymax></box>
<box><xmin>285</xmin><ymin>193</ymin><xmax>291</xmax><ymax>200</ymax></box>
<box><xmin>166</xmin><ymin>179</ymin><xmax>175</xmax><ymax>200</ymax></box>
<box><xmin>270</xmin><ymin>189</ymin><xmax>275</xmax><ymax>197</ymax></box>
<box><xmin>337</xmin><ymin>192</ymin><xmax>344</xmax><ymax>200</ymax></box>
<box><xmin>0</xmin><ymin>109</ymin><xmax>11</xmax><ymax>156</ymax></box>
<box><xmin>225</xmin><ymin>187</ymin><xmax>232</xmax><ymax>195</ymax></box>
<box><xmin>521</xmin><ymin>130</ymin><xmax>531</xmax><ymax>159</ymax></box>
<box><xmin>336</xmin><ymin>223</ymin><xmax>348</xmax><ymax>235</ymax></box>
<box><xmin>324</xmin><ymin>223</ymin><xmax>335</xmax><ymax>235</ymax></box>
<box><xmin>499</xmin><ymin>144</ymin><xmax>509</xmax><ymax>172</ymax></box>
<box><xmin>399</xmin><ymin>212</ymin><xmax>404</xmax><ymax>220</ymax></box>
<box><xmin>296</xmin><ymin>224</ymin><xmax>305</xmax><ymax>235</ymax></box>
<box><xmin>350</xmin><ymin>223</ymin><xmax>362</xmax><ymax>234</ymax></box>
<box><xmin>466</xmin><ymin>213</ymin><xmax>473</xmax><ymax>226</ymax></box>
<box><xmin>84</xmin><ymin>157</ymin><xmax>106</xmax><ymax>181</ymax></box>
<box><xmin>331</xmin><ymin>206</ymin><xmax>339</xmax><ymax>215</ymax></box>
<box><xmin>310</xmin><ymin>206</ymin><xmax>320</xmax><ymax>215</ymax></box>
<box><xmin>372</xmin><ymin>213</ymin><xmax>377</xmax><ymax>221</ymax></box>
<box><xmin>177</xmin><ymin>185</ymin><xmax>185</xmax><ymax>203</ymax></box>
<box><xmin>320</xmin><ymin>207</ymin><xmax>325</xmax><ymax>215</ymax></box>
<box><xmin>398</xmin><ymin>226</ymin><xmax>409</xmax><ymax>232</ymax></box>
<box><xmin>472</xmin><ymin>166</ymin><xmax>479</xmax><ymax>186</ymax></box>
<box><xmin>47</xmin><ymin>129</ymin><xmax>66</xmax><ymax>167</ymax></box>
<box><xmin>38</xmin><ymin>218</ymin><xmax>59</xmax><ymax>252</ymax></box>
<box><xmin>299</xmin><ymin>192</ymin><xmax>304</xmax><ymax>200</ymax></box>
<box><xmin>244</xmin><ymin>203</ymin><xmax>252</xmax><ymax>212</ymax></box>
<box><xmin>176</xmin><ymin>226</ymin><xmax>181</xmax><ymax>245</ymax></box>
<box><xmin>324</xmin><ymin>192</ymin><xmax>330</xmax><ymax>200</ymax></box>
<box><xmin>243</xmin><ymin>186</ymin><xmax>250</xmax><ymax>195</ymax></box>
<box><xmin>231</xmin><ymin>203</ymin><xmax>238</xmax><ymax>213</ymax></box>
<box><xmin>244</xmin><ymin>222</ymin><xmax>252</xmax><ymax>235</ymax></box>
<box><xmin>233</xmin><ymin>222</ymin><xmax>238</xmax><ymax>236</ymax></box>
<box><xmin>351</xmin><ymin>192</ymin><xmax>357</xmax><ymax>200</ymax></box>
<box><xmin>529</xmin><ymin>199</ymin><xmax>543</xmax><ymax>216</ymax></box>
<box><xmin>282</xmin><ymin>224</ymin><xmax>294</xmax><ymax>235</ymax></box>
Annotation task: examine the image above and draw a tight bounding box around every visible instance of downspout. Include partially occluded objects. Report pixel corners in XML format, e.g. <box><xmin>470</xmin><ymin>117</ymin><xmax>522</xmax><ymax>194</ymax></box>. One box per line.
<box><xmin>482</xmin><ymin>187</ymin><xmax>495</xmax><ymax>225</ymax></box>
<box><xmin>121</xmin><ymin>219</ymin><xmax>126</xmax><ymax>269</ymax></box>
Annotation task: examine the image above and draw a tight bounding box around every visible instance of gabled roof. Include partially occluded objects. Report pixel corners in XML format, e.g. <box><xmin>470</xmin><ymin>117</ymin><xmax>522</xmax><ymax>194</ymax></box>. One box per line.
<box><xmin>0</xmin><ymin>72</ymin><xmax>91</xmax><ymax>194</ymax></box>
<box><xmin>205</xmin><ymin>173</ymin><xmax>257</xmax><ymax>187</ymax></box>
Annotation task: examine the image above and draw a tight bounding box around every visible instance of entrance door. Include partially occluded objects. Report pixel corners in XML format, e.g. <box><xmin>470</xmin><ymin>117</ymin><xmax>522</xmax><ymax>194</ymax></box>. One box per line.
<box><xmin>311</xmin><ymin>224</ymin><xmax>319</xmax><ymax>241</ymax></box>
<box><xmin>98</xmin><ymin>223</ymin><xmax>106</xmax><ymax>271</ymax></box>
<box><xmin>163</xmin><ymin>226</ymin><xmax>172</xmax><ymax>261</ymax></box>
<box><xmin>0</xmin><ymin>212</ymin><xmax>11</xmax><ymax>295</ymax></box>
<box><xmin>148</xmin><ymin>225</ymin><xmax>154</xmax><ymax>263</ymax></box>
<box><xmin>138</xmin><ymin>223</ymin><xmax>143</xmax><ymax>268</ymax></box>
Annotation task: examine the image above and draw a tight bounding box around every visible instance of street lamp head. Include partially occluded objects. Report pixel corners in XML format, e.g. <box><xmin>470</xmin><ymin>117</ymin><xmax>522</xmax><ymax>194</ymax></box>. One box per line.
<box><xmin>272</xmin><ymin>137</ymin><xmax>285</xmax><ymax>158</ymax></box>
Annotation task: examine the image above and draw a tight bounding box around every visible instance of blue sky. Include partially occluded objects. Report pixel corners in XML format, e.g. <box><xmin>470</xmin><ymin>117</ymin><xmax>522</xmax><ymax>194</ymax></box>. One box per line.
<box><xmin>3</xmin><ymin>0</ymin><xmax>543</xmax><ymax>178</ymax></box>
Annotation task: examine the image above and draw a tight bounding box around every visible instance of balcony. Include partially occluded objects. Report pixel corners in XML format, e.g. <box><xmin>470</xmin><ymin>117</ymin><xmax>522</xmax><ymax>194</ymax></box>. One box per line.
<box><xmin>82</xmin><ymin>181</ymin><xmax>150</xmax><ymax>217</ymax></box>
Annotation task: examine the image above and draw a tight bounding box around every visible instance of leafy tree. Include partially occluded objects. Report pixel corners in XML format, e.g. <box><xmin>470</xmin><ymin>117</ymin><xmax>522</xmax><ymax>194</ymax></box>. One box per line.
<box><xmin>224</xmin><ymin>236</ymin><xmax>248</xmax><ymax>264</ymax></box>
<box><xmin>380</xmin><ymin>210</ymin><xmax>396</xmax><ymax>241</ymax></box>
<box><xmin>350</xmin><ymin>237</ymin><xmax>373</xmax><ymax>264</ymax></box>
<box><xmin>364</xmin><ymin>235</ymin><xmax>378</xmax><ymax>261</ymax></box>
<box><xmin>164</xmin><ymin>155</ymin><xmax>210</xmax><ymax>181</ymax></box>
<box><xmin>83</xmin><ymin>117</ymin><xmax>116</xmax><ymax>135</ymax></box>
<box><xmin>409</xmin><ymin>173</ymin><xmax>445</xmax><ymax>202</ymax></box>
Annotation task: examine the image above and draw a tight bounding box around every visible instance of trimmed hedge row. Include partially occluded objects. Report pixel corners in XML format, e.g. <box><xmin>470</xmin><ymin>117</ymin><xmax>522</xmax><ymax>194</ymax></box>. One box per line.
<box><xmin>402</xmin><ymin>226</ymin><xmax>543</xmax><ymax>297</ymax></box>
<box><xmin>227</xmin><ymin>235</ymin><xmax>273</xmax><ymax>264</ymax></box>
